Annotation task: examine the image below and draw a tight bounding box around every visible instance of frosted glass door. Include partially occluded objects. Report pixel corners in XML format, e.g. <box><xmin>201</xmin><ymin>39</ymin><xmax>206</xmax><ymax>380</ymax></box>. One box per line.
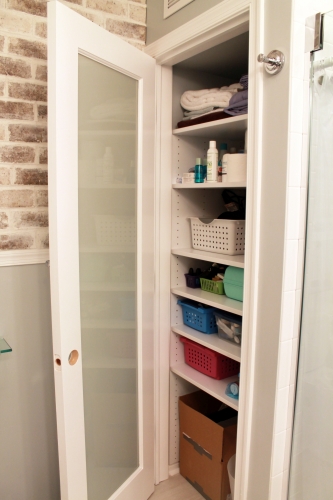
<box><xmin>78</xmin><ymin>55</ymin><xmax>138</xmax><ymax>499</ymax></box>
<box><xmin>48</xmin><ymin>3</ymin><xmax>155</xmax><ymax>499</ymax></box>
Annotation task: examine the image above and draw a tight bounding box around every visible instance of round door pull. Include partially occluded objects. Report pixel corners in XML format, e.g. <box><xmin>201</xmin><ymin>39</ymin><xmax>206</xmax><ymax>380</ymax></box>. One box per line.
<box><xmin>257</xmin><ymin>50</ymin><xmax>285</xmax><ymax>75</ymax></box>
<box><xmin>68</xmin><ymin>350</ymin><xmax>79</xmax><ymax>366</ymax></box>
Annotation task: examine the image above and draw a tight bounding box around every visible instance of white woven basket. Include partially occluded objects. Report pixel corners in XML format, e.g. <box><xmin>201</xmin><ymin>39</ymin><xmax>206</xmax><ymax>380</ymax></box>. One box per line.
<box><xmin>189</xmin><ymin>218</ymin><xmax>245</xmax><ymax>255</ymax></box>
<box><xmin>95</xmin><ymin>215</ymin><xmax>136</xmax><ymax>247</ymax></box>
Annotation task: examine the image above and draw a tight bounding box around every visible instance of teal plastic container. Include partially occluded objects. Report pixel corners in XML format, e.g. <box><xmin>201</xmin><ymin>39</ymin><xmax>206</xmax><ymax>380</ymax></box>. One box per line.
<box><xmin>224</xmin><ymin>267</ymin><xmax>244</xmax><ymax>302</ymax></box>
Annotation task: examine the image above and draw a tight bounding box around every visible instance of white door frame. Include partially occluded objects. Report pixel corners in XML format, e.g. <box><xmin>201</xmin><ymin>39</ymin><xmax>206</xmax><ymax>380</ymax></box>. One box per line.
<box><xmin>146</xmin><ymin>1</ymin><xmax>263</xmax><ymax>498</ymax></box>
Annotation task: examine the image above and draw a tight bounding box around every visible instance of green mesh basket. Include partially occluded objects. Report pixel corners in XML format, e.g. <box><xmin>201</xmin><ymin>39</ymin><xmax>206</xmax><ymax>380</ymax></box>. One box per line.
<box><xmin>200</xmin><ymin>278</ymin><xmax>225</xmax><ymax>295</ymax></box>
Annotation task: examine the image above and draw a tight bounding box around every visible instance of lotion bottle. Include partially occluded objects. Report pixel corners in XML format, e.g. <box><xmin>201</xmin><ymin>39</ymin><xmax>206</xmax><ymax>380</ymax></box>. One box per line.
<box><xmin>207</xmin><ymin>140</ymin><xmax>218</xmax><ymax>182</ymax></box>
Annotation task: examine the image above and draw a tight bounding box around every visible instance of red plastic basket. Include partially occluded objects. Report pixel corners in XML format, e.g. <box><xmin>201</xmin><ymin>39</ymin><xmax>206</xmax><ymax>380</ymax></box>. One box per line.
<box><xmin>180</xmin><ymin>336</ymin><xmax>240</xmax><ymax>380</ymax></box>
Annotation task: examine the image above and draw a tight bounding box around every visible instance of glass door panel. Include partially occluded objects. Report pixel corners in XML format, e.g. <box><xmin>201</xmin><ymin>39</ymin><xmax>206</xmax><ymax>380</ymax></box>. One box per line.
<box><xmin>78</xmin><ymin>54</ymin><xmax>138</xmax><ymax>500</ymax></box>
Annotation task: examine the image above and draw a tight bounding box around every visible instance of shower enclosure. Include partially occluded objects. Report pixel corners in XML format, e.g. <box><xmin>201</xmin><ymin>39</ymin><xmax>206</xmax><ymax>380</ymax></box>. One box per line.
<box><xmin>288</xmin><ymin>10</ymin><xmax>333</xmax><ymax>499</ymax></box>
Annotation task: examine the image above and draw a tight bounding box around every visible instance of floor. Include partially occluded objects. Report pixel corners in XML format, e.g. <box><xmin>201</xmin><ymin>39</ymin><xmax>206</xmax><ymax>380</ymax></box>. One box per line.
<box><xmin>149</xmin><ymin>474</ymin><xmax>204</xmax><ymax>500</ymax></box>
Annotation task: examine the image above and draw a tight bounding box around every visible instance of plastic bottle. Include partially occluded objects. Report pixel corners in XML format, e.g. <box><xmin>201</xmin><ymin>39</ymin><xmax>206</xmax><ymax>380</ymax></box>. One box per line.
<box><xmin>206</xmin><ymin>140</ymin><xmax>218</xmax><ymax>182</ymax></box>
<box><xmin>194</xmin><ymin>158</ymin><xmax>206</xmax><ymax>183</ymax></box>
<box><xmin>217</xmin><ymin>143</ymin><xmax>228</xmax><ymax>182</ymax></box>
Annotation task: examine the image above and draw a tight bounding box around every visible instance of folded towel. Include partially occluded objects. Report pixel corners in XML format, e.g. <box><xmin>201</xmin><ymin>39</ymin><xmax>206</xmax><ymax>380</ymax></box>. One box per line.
<box><xmin>184</xmin><ymin>106</ymin><xmax>215</xmax><ymax>117</ymax></box>
<box><xmin>228</xmin><ymin>89</ymin><xmax>248</xmax><ymax>106</ymax></box>
<box><xmin>239</xmin><ymin>74</ymin><xmax>248</xmax><ymax>90</ymax></box>
<box><xmin>224</xmin><ymin>101</ymin><xmax>248</xmax><ymax>116</ymax></box>
<box><xmin>180</xmin><ymin>87</ymin><xmax>236</xmax><ymax>111</ymax></box>
<box><xmin>224</xmin><ymin>90</ymin><xmax>248</xmax><ymax>116</ymax></box>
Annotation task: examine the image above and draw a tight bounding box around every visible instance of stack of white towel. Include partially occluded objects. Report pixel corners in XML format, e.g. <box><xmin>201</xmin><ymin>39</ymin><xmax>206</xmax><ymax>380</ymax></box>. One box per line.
<box><xmin>180</xmin><ymin>83</ymin><xmax>243</xmax><ymax>121</ymax></box>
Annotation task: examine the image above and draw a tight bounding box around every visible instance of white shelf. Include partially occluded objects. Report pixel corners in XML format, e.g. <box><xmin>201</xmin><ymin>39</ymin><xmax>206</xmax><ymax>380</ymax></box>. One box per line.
<box><xmin>172</xmin><ymin>324</ymin><xmax>241</xmax><ymax>362</ymax></box>
<box><xmin>172</xmin><ymin>286</ymin><xmax>243</xmax><ymax>316</ymax></box>
<box><xmin>173</xmin><ymin>114</ymin><xmax>248</xmax><ymax>139</ymax></box>
<box><xmin>172</xmin><ymin>181</ymin><xmax>246</xmax><ymax>189</ymax></box>
<box><xmin>81</xmin><ymin>282</ymin><xmax>135</xmax><ymax>292</ymax></box>
<box><xmin>171</xmin><ymin>362</ymin><xmax>239</xmax><ymax>411</ymax></box>
<box><xmin>82</xmin><ymin>319</ymin><xmax>135</xmax><ymax>329</ymax></box>
<box><xmin>172</xmin><ymin>248</ymin><xmax>244</xmax><ymax>268</ymax></box>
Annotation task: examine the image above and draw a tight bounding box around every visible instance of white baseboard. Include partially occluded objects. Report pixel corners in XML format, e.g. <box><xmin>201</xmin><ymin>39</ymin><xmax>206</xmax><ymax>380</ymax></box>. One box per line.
<box><xmin>168</xmin><ymin>463</ymin><xmax>180</xmax><ymax>477</ymax></box>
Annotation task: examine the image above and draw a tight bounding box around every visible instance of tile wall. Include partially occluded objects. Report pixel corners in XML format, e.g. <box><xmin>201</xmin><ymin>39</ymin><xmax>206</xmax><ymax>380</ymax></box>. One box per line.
<box><xmin>269</xmin><ymin>1</ymin><xmax>333</xmax><ymax>498</ymax></box>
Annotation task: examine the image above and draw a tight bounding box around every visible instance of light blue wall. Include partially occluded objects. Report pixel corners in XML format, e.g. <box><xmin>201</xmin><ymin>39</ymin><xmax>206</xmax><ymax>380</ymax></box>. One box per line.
<box><xmin>0</xmin><ymin>264</ymin><xmax>60</xmax><ymax>500</ymax></box>
<box><xmin>146</xmin><ymin>0</ymin><xmax>224</xmax><ymax>44</ymax></box>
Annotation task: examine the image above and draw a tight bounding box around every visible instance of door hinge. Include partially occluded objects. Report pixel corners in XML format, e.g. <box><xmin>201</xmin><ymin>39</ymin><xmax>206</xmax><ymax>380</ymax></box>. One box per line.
<box><xmin>305</xmin><ymin>13</ymin><xmax>323</xmax><ymax>53</ymax></box>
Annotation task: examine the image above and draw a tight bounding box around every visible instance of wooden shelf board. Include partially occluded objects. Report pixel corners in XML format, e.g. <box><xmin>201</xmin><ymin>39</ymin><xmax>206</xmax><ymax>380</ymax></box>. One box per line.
<box><xmin>171</xmin><ymin>363</ymin><xmax>239</xmax><ymax>411</ymax></box>
<box><xmin>171</xmin><ymin>248</ymin><xmax>244</xmax><ymax>268</ymax></box>
<box><xmin>172</xmin><ymin>324</ymin><xmax>241</xmax><ymax>362</ymax></box>
<box><xmin>172</xmin><ymin>286</ymin><xmax>243</xmax><ymax>316</ymax></box>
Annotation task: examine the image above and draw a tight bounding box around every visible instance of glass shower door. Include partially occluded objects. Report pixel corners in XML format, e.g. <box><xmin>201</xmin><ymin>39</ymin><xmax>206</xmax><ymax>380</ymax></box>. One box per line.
<box><xmin>288</xmin><ymin>10</ymin><xmax>333</xmax><ymax>500</ymax></box>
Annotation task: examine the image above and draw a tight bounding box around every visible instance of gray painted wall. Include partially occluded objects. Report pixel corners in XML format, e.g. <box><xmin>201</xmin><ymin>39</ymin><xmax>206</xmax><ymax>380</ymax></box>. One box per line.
<box><xmin>0</xmin><ymin>264</ymin><xmax>60</xmax><ymax>500</ymax></box>
<box><xmin>146</xmin><ymin>0</ymin><xmax>224</xmax><ymax>44</ymax></box>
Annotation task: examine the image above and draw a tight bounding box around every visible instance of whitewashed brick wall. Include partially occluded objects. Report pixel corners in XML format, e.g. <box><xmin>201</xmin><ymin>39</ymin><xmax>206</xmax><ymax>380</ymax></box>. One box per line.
<box><xmin>0</xmin><ymin>0</ymin><xmax>147</xmax><ymax>250</ymax></box>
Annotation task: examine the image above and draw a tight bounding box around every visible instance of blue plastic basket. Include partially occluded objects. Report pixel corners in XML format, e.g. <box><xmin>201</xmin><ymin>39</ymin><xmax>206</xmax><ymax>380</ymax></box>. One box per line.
<box><xmin>177</xmin><ymin>299</ymin><xmax>218</xmax><ymax>334</ymax></box>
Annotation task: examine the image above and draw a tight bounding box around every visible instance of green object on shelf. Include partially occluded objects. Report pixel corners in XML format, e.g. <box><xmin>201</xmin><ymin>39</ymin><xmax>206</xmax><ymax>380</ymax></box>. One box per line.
<box><xmin>224</xmin><ymin>267</ymin><xmax>244</xmax><ymax>302</ymax></box>
<box><xmin>200</xmin><ymin>277</ymin><xmax>225</xmax><ymax>295</ymax></box>
<box><xmin>0</xmin><ymin>338</ymin><xmax>12</xmax><ymax>354</ymax></box>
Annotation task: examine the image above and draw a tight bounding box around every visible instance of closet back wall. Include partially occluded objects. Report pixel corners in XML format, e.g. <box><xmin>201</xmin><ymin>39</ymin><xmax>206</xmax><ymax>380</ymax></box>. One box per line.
<box><xmin>0</xmin><ymin>2</ymin><xmax>147</xmax><ymax>499</ymax></box>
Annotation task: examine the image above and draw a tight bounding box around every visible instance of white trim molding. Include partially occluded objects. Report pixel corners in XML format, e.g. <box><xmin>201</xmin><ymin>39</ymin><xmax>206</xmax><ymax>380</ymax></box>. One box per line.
<box><xmin>145</xmin><ymin>0</ymin><xmax>250</xmax><ymax>65</ymax></box>
<box><xmin>0</xmin><ymin>249</ymin><xmax>49</xmax><ymax>267</ymax></box>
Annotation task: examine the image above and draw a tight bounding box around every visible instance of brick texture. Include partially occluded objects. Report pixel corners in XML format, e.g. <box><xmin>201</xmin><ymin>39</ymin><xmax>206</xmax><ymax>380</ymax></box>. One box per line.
<box><xmin>0</xmin><ymin>0</ymin><xmax>147</xmax><ymax>250</ymax></box>
<box><xmin>9</xmin><ymin>124</ymin><xmax>47</xmax><ymax>142</ymax></box>
<box><xmin>0</xmin><ymin>101</ymin><xmax>34</xmax><ymax>120</ymax></box>
<box><xmin>0</xmin><ymin>56</ymin><xmax>32</xmax><ymax>78</ymax></box>
<box><xmin>9</xmin><ymin>82</ymin><xmax>47</xmax><ymax>101</ymax></box>
<box><xmin>15</xmin><ymin>168</ymin><xmax>48</xmax><ymax>185</ymax></box>
<box><xmin>0</xmin><ymin>211</ymin><xmax>8</xmax><ymax>229</ymax></box>
<box><xmin>9</xmin><ymin>37</ymin><xmax>47</xmax><ymax>60</ymax></box>
<box><xmin>0</xmin><ymin>233</ymin><xmax>33</xmax><ymax>249</ymax></box>
<box><xmin>7</xmin><ymin>0</ymin><xmax>47</xmax><ymax>18</ymax></box>
<box><xmin>106</xmin><ymin>19</ymin><xmax>146</xmax><ymax>41</ymax></box>
<box><xmin>13</xmin><ymin>210</ymin><xmax>48</xmax><ymax>227</ymax></box>
<box><xmin>0</xmin><ymin>145</ymin><xmax>35</xmax><ymax>163</ymax></box>
<box><xmin>35</xmin><ymin>64</ymin><xmax>47</xmax><ymax>81</ymax></box>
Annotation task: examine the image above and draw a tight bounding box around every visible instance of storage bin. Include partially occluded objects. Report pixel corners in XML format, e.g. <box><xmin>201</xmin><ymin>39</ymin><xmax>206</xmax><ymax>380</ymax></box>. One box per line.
<box><xmin>179</xmin><ymin>391</ymin><xmax>237</xmax><ymax>500</ymax></box>
<box><xmin>224</xmin><ymin>267</ymin><xmax>244</xmax><ymax>302</ymax></box>
<box><xmin>214</xmin><ymin>310</ymin><xmax>242</xmax><ymax>344</ymax></box>
<box><xmin>180</xmin><ymin>337</ymin><xmax>240</xmax><ymax>379</ymax></box>
<box><xmin>177</xmin><ymin>299</ymin><xmax>217</xmax><ymax>334</ymax></box>
<box><xmin>95</xmin><ymin>215</ymin><xmax>135</xmax><ymax>246</ymax></box>
<box><xmin>184</xmin><ymin>273</ymin><xmax>201</xmax><ymax>288</ymax></box>
<box><xmin>189</xmin><ymin>218</ymin><xmax>245</xmax><ymax>256</ymax></box>
<box><xmin>200</xmin><ymin>277</ymin><xmax>225</xmax><ymax>295</ymax></box>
